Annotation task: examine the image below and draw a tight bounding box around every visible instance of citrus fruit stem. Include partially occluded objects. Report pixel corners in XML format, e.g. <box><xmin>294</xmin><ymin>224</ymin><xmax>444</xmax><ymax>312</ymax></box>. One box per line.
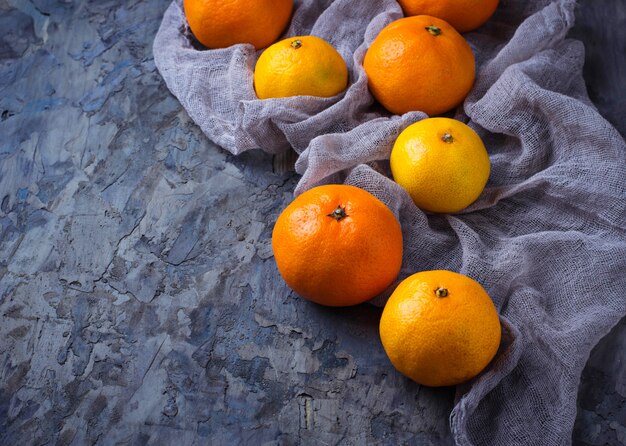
<box><xmin>435</xmin><ymin>287</ymin><xmax>449</xmax><ymax>297</ymax></box>
<box><xmin>442</xmin><ymin>133</ymin><xmax>454</xmax><ymax>143</ymax></box>
<box><xmin>425</xmin><ymin>26</ymin><xmax>442</xmax><ymax>36</ymax></box>
<box><xmin>327</xmin><ymin>206</ymin><xmax>348</xmax><ymax>221</ymax></box>
<box><xmin>291</xmin><ymin>39</ymin><xmax>302</xmax><ymax>49</ymax></box>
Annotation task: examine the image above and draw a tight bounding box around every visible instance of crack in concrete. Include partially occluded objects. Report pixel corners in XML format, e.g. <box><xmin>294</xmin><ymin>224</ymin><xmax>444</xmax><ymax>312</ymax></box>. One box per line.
<box><xmin>127</xmin><ymin>335</ymin><xmax>168</xmax><ymax>404</ymax></box>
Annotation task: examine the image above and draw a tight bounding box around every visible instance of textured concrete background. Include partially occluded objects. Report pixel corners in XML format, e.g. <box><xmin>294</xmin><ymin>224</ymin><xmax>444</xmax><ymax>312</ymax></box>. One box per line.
<box><xmin>0</xmin><ymin>0</ymin><xmax>624</xmax><ymax>445</ymax></box>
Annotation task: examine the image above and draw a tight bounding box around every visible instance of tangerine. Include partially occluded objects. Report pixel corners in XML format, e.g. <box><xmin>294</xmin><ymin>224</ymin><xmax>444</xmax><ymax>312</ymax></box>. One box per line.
<box><xmin>390</xmin><ymin>117</ymin><xmax>490</xmax><ymax>213</ymax></box>
<box><xmin>254</xmin><ymin>36</ymin><xmax>348</xmax><ymax>99</ymax></box>
<box><xmin>379</xmin><ymin>270</ymin><xmax>501</xmax><ymax>387</ymax></box>
<box><xmin>363</xmin><ymin>15</ymin><xmax>475</xmax><ymax>116</ymax></box>
<box><xmin>183</xmin><ymin>0</ymin><xmax>293</xmax><ymax>50</ymax></box>
<box><xmin>398</xmin><ymin>0</ymin><xmax>499</xmax><ymax>33</ymax></box>
<box><xmin>272</xmin><ymin>185</ymin><xmax>403</xmax><ymax>306</ymax></box>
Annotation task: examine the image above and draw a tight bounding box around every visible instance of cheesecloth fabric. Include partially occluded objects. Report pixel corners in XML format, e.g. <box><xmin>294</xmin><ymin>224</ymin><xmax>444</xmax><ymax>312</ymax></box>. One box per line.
<box><xmin>154</xmin><ymin>0</ymin><xmax>626</xmax><ymax>444</ymax></box>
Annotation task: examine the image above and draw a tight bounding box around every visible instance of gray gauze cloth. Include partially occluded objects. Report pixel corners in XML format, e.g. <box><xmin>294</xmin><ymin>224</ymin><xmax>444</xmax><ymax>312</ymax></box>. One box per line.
<box><xmin>154</xmin><ymin>0</ymin><xmax>626</xmax><ymax>444</ymax></box>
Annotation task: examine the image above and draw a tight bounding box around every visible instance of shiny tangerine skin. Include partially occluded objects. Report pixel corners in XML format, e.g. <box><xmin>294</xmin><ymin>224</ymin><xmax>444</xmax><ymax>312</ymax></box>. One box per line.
<box><xmin>398</xmin><ymin>0</ymin><xmax>500</xmax><ymax>33</ymax></box>
<box><xmin>363</xmin><ymin>15</ymin><xmax>475</xmax><ymax>116</ymax></box>
<box><xmin>272</xmin><ymin>185</ymin><xmax>403</xmax><ymax>307</ymax></box>
<box><xmin>390</xmin><ymin>117</ymin><xmax>490</xmax><ymax>213</ymax></box>
<box><xmin>183</xmin><ymin>0</ymin><xmax>293</xmax><ymax>50</ymax></box>
<box><xmin>254</xmin><ymin>36</ymin><xmax>349</xmax><ymax>99</ymax></box>
<box><xmin>380</xmin><ymin>270</ymin><xmax>501</xmax><ymax>387</ymax></box>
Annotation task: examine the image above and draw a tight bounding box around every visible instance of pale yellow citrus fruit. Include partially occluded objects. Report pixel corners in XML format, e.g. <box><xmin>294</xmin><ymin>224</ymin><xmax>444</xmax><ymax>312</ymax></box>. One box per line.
<box><xmin>390</xmin><ymin>117</ymin><xmax>490</xmax><ymax>213</ymax></box>
<box><xmin>254</xmin><ymin>36</ymin><xmax>349</xmax><ymax>99</ymax></box>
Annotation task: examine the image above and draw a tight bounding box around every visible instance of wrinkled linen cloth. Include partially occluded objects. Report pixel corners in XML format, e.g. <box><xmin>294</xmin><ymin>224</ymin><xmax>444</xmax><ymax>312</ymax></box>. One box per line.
<box><xmin>154</xmin><ymin>0</ymin><xmax>626</xmax><ymax>444</ymax></box>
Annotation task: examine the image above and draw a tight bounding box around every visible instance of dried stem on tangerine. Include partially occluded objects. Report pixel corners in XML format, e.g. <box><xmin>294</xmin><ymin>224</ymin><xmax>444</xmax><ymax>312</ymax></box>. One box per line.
<box><xmin>442</xmin><ymin>133</ymin><xmax>454</xmax><ymax>143</ymax></box>
<box><xmin>425</xmin><ymin>26</ymin><xmax>442</xmax><ymax>36</ymax></box>
<box><xmin>435</xmin><ymin>287</ymin><xmax>449</xmax><ymax>298</ymax></box>
<box><xmin>327</xmin><ymin>206</ymin><xmax>348</xmax><ymax>221</ymax></box>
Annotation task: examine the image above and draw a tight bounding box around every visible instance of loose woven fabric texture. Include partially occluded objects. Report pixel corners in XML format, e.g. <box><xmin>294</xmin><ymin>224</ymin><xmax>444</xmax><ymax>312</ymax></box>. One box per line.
<box><xmin>153</xmin><ymin>0</ymin><xmax>626</xmax><ymax>444</ymax></box>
